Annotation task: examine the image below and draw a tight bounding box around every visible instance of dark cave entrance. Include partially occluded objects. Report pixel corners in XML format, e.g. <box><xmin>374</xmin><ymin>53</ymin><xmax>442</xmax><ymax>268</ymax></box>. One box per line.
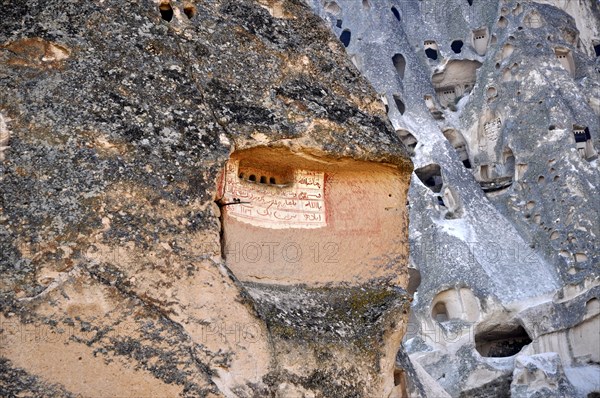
<box><xmin>393</xmin><ymin>53</ymin><xmax>406</xmax><ymax>79</ymax></box>
<box><xmin>393</xmin><ymin>95</ymin><xmax>405</xmax><ymax>115</ymax></box>
<box><xmin>340</xmin><ymin>30</ymin><xmax>351</xmax><ymax>47</ymax></box>
<box><xmin>415</xmin><ymin>164</ymin><xmax>442</xmax><ymax>193</ymax></box>
<box><xmin>159</xmin><ymin>2</ymin><xmax>174</xmax><ymax>21</ymax></box>
<box><xmin>451</xmin><ymin>40</ymin><xmax>464</xmax><ymax>54</ymax></box>
<box><xmin>425</xmin><ymin>48</ymin><xmax>438</xmax><ymax>60</ymax></box>
<box><xmin>475</xmin><ymin>325</ymin><xmax>532</xmax><ymax>357</ymax></box>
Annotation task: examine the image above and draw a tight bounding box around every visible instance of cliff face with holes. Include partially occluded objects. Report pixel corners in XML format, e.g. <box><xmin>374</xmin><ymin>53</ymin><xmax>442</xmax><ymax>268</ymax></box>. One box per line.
<box><xmin>308</xmin><ymin>0</ymin><xmax>600</xmax><ymax>397</ymax></box>
<box><xmin>0</xmin><ymin>0</ymin><xmax>414</xmax><ymax>397</ymax></box>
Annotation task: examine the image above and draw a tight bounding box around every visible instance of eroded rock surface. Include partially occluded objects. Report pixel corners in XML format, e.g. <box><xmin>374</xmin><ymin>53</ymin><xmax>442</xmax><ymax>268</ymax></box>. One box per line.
<box><xmin>0</xmin><ymin>0</ymin><xmax>412</xmax><ymax>397</ymax></box>
<box><xmin>308</xmin><ymin>0</ymin><xmax>600</xmax><ymax>396</ymax></box>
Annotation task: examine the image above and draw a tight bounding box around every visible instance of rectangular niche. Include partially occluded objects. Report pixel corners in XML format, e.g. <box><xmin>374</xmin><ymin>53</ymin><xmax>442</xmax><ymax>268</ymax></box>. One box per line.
<box><xmin>573</xmin><ymin>125</ymin><xmax>597</xmax><ymax>160</ymax></box>
<box><xmin>435</xmin><ymin>87</ymin><xmax>457</xmax><ymax>107</ymax></box>
<box><xmin>555</xmin><ymin>47</ymin><xmax>575</xmax><ymax>77</ymax></box>
<box><xmin>432</xmin><ymin>60</ymin><xmax>481</xmax><ymax>108</ymax></box>
<box><xmin>216</xmin><ymin>147</ymin><xmax>410</xmax><ymax>286</ymax></box>
<box><xmin>226</xmin><ymin>160</ymin><xmax>326</xmax><ymax>229</ymax></box>
<box><xmin>471</xmin><ymin>27</ymin><xmax>489</xmax><ymax>55</ymax></box>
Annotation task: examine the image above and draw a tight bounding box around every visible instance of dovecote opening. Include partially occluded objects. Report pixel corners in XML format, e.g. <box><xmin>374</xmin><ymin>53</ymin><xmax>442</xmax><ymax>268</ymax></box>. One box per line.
<box><xmin>467</xmin><ymin>0</ymin><xmax>473</xmax><ymax>5</ymax></box>
<box><xmin>437</xmin><ymin>87</ymin><xmax>457</xmax><ymax>108</ymax></box>
<box><xmin>424</xmin><ymin>95</ymin><xmax>444</xmax><ymax>120</ymax></box>
<box><xmin>391</xmin><ymin>6</ymin><xmax>401</xmax><ymax>21</ymax></box>
<box><xmin>573</xmin><ymin>125</ymin><xmax>597</xmax><ymax>160</ymax></box>
<box><xmin>324</xmin><ymin>1</ymin><xmax>342</xmax><ymax>16</ymax></box>
<box><xmin>503</xmin><ymin>147</ymin><xmax>515</xmax><ymax>168</ymax></box>
<box><xmin>415</xmin><ymin>164</ymin><xmax>443</xmax><ymax>193</ymax></box>
<box><xmin>362</xmin><ymin>0</ymin><xmax>371</xmax><ymax>10</ymax></box>
<box><xmin>336</xmin><ymin>19</ymin><xmax>343</xmax><ymax>28</ymax></box>
<box><xmin>476</xmin><ymin>325</ymin><xmax>532</xmax><ymax>357</ymax></box>
<box><xmin>431</xmin><ymin>288</ymin><xmax>480</xmax><ymax>323</ymax></box>
<box><xmin>432</xmin><ymin>302</ymin><xmax>449</xmax><ymax>322</ymax></box>
<box><xmin>555</xmin><ymin>47</ymin><xmax>575</xmax><ymax>77</ymax></box>
<box><xmin>501</xmin><ymin>43</ymin><xmax>514</xmax><ymax>60</ymax></box>
<box><xmin>524</xmin><ymin>11</ymin><xmax>543</xmax><ymax>28</ymax></box>
<box><xmin>516</xmin><ymin>163</ymin><xmax>528</xmax><ymax>180</ymax></box>
<box><xmin>498</xmin><ymin>16</ymin><xmax>508</xmax><ymax>29</ymax></box>
<box><xmin>442</xmin><ymin>128</ymin><xmax>470</xmax><ymax>165</ymax></box>
<box><xmin>432</xmin><ymin>60</ymin><xmax>481</xmax><ymax>107</ymax></box>
<box><xmin>513</xmin><ymin>2</ymin><xmax>523</xmax><ymax>16</ymax></box>
<box><xmin>216</xmin><ymin>147</ymin><xmax>411</xmax><ymax>286</ymax></box>
<box><xmin>502</xmin><ymin>147</ymin><xmax>515</xmax><ymax>181</ymax></box>
<box><xmin>451</xmin><ymin>40</ymin><xmax>464</xmax><ymax>54</ymax></box>
<box><xmin>392</xmin><ymin>53</ymin><xmax>406</xmax><ymax>79</ymax></box>
<box><xmin>424</xmin><ymin>40</ymin><xmax>439</xmax><ymax>60</ymax></box>
<box><xmin>238</xmin><ymin>162</ymin><xmax>293</xmax><ymax>186</ymax></box>
<box><xmin>471</xmin><ymin>27</ymin><xmax>489</xmax><ymax>55</ymax></box>
<box><xmin>595</xmin><ymin>42</ymin><xmax>600</xmax><ymax>57</ymax></box>
<box><xmin>159</xmin><ymin>2</ymin><xmax>174</xmax><ymax>21</ymax></box>
<box><xmin>442</xmin><ymin>187</ymin><xmax>462</xmax><ymax>218</ymax></box>
<box><xmin>479</xmin><ymin>164</ymin><xmax>490</xmax><ymax>181</ymax></box>
<box><xmin>183</xmin><ymin>4</ymin><xmax>196</xmax><ymax>19</ymax></box>
<box><xmin>340</xmin><ymin>30</ymin><xmax>351</xmax><ymax>47</ymax></box>
<box><xmin>393</xmin><ymin>95</ymin><xmax>405</xmax><ymax>115</ymax></box>
<box><xmin>397</xmin><ymin>129</ymin><xmax>417</xmax><ymax>153</ymax></box>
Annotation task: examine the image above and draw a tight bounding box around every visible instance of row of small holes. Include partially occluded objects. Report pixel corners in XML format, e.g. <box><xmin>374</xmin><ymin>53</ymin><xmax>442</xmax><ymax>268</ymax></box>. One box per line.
<box><xmin>240</xmin><ymin>173</ymin><xmax>277</xmax><ymax>185</ymax></box>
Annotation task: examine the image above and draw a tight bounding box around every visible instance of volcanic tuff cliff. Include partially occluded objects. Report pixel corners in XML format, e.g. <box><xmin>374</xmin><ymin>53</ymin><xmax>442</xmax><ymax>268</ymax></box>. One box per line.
<box><xmin>0</xmin><ymin>0</ymin><xmax>598</xmax><ymax>397</ymax></box>
<box><xmin>0</xmin><ymin>0</ymin><xmax>413</xmax><ymax>397</ymax></box>
<box><xmin>308</xmin><ymin>0</ymin><xmax>600</xmax><ymax>396</ymax></box>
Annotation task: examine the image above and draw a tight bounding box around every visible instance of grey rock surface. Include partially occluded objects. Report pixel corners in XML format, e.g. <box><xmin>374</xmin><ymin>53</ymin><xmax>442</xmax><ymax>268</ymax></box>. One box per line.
<box><xmin>308</xmin><ymin>0</ymin><xmax>600</xmax><ymax>396</ymax></box>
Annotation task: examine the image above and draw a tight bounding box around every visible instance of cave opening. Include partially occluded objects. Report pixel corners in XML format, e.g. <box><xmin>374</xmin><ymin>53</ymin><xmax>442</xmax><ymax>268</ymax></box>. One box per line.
<box><xmin>573</xmin><ymin>125</ymin><xmax>597</xmax><ymax>160</ymax></box>
<box><xmin>392</xmin><ymin>53</ymin><xmax>406</xmax><ymax>79</ymax></box>
<box><xmin>442</xmin><ymin>129</ymin><xmax>470</xmax><ymax>166</ymax></box>
<box><xmin>475</xmin><ymin>325</ymin><xmax>532</xmax><ymax>357</ymax></box>
<box><xmin>472</xmin><ymin>28</ymin><xmax>488</xmax><ymax>55</ymax></box>
<box><xmin>555</xmin><ymin>47</ymin><xmax>575</xmax><ymax>77</ymax></box>
<box><xmin>432</xmin><ymin>302</ymin><xmax>449</xmax><ymax>322</ymax></box>
<box><xmin>340</xmin><ymin>30</ymin><xmax>351</xmax><ymax>47</ymax></box>
<box><xmin>415</xmin><ymin>164</ymin><xmax>443</xmax><ymax>193</ymax></box>
<box><xmin>183</xmin><ymin>4</ymin><xmax>196</xmax><ymax>19</ymax></box>
<box><xmin>424</xmin><ymin>41</ymin><xmax>439</xmax><ymax>60</ymax></box>
<box><xmin>393</xmin><ymin>95</ymin><xmax>405</xmax><ymax>115</ymax></box>
<box><xmin>451</xmin><ymin>40</ymin><xmax>464</xmax><ymax>54</ymax></box>
<box><xmin>425</xmin><ymin>48</ymin><xmax>438</xmax><ymax>60</ymax></box>
<box><xmin>216</xmin><ymin>147</ymin><xmax>410</xmax><ymax>286</ymax></box>
<box><xmin>159</xmin><ymin>2</ymin><xmax>174</xmax><ymax>21</ymax></box>
<box><xmin>595</xmin><ymin>44</ymin><xmax>600</xmax><ymax>57</ymax></box>
<box><xmin>324</xmin><ymin>1</ymin><xmax>342</xmax><ymax>16</ymax></box>
<box><xmin>391</xmin><ymin>6</ymin><xmax>401</xmax><ymax>21</ymax></box>
<box><xmin>397</xmin><ymin>129</ymin><xmax>417</xmax><ymax>154</ymax></box>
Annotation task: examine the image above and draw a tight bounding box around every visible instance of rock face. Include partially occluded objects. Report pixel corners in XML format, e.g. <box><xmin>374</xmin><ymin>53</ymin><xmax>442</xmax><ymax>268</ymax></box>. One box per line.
<box><xmin>307</xmin><ymin>0</ymin><xmax>600</xmax><ymax>396</ymax></box>
<box><xmin>1</xmin><ymin>0</ymin><xmax>599</xmax><ymax>397</ymax></box>
<box><xmin>0</xmin><ymin>0</ymin><xmax>412</xmax><ymax>397</ymax></box>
